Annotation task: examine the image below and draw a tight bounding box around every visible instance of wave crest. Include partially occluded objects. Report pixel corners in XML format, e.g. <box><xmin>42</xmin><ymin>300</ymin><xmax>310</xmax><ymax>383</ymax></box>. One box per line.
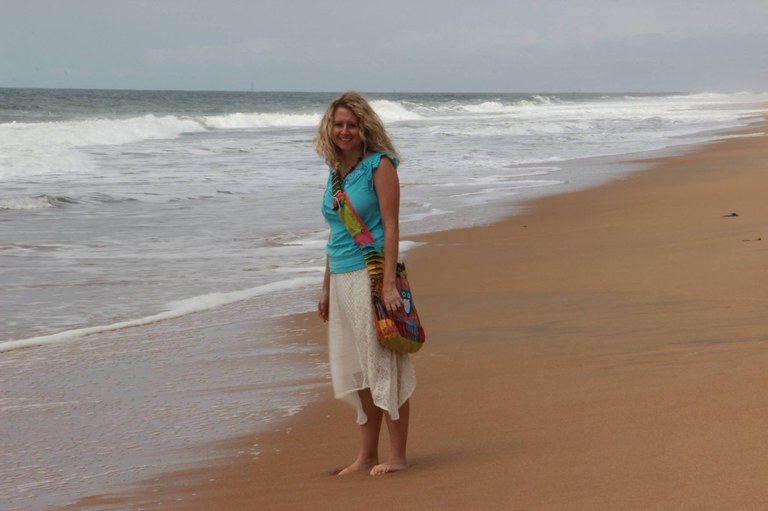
<box><xmin>195</xmin><ymin>112</ymin><xmax>322</xmax><ymax>129</ymax></box>
<box><xmin>0</xmin><ymin>115</ymin><xmax>208</xmax><ymax>179</ymax></box>
<box><xmin>369</xmin><ymin>100</ymin><xmax>424</xmax><ymax>121</ymax></box>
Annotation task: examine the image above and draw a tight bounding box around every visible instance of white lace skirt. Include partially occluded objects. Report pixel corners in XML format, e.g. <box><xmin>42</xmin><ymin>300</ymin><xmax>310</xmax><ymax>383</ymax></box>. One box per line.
<box><xmin>328</xmin><ymin>269</ymin><xmax>416</xmax><ymax>424</ymax></box>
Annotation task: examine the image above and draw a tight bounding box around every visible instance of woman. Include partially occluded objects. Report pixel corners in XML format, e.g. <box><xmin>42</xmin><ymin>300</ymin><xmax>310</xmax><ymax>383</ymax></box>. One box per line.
<box><xmin>316</xmin><ymin>91</ymin><xmax>416</xmax><ymax>476</ymax></box>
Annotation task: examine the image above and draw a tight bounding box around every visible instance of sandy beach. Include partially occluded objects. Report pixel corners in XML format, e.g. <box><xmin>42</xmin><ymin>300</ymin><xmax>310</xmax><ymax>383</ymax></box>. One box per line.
<box><xmin>72</xmin><ymin>117</ymin><xmax>768</xmax><ymax>510</ymax></box>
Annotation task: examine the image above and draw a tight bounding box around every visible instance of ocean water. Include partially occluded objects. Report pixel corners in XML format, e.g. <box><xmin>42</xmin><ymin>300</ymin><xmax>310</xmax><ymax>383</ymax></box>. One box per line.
<box><xmin>1</xmin><ymin>88</ymin><xmax>765</xmax><ymax>508</ymax></box>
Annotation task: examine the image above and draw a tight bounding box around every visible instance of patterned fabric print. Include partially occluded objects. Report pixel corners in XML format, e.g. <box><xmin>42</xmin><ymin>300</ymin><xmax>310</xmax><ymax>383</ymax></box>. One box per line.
<box><xmin>328</xmin><ymin>269</ymin><xmax>416</xmax><ymax>424</ymax></box>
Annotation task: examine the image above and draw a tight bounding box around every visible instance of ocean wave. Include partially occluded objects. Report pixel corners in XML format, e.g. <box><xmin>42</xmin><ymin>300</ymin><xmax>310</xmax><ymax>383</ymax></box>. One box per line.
<box><xmin>0</xmin><ymin>92</ymin><xmax>760</xmax><ymax>179</ymax></box>
<box><xmin>194</xmin><ymin>111</ymin><xmax>322</xmax><ymax>129</ymax></box>
<box><xmin>368</xmin><ymin>100</ymin><xmax>424</xmax><ymax>121</ymax></box>
<box><xmin>459</xmin><ymin>100</ymin><xmax>530</xmax><ymax>114</ymax></box>
<box><xmin>80</xmin><ymin>192</ymin><xmax>140</xmax><ymax>204</ymax></box>
<box><xmin>1</xmin><ymin>114</ymin><xmax>206</xmax><ymax>147</ymax></box>
<box><xmin>461</xmin><ymin>101</ymin><xmax>509</xmax><ymax>114</ymax></box>
<box><xmin>628</xmin><ymin>91</ymin><xmax>768</xmax><ymax>104</ymax></box>
<box><xmin>0</xmin><ymin>194</ymin><xmax>79</xmax><ymax>210</ymax></box>
<box><xmin>523</xmin><ymin>94</ymin><xmax>562</xmax><ymax>106</ymax></box>
<box><xmin>0</xmin><ymin>115</ymin><xmax>207</xmax><ymax>179</ymax></box>
<box><xmin>0</xmin><ymin>276</ymin><xmax>322</xmax><ymax>353</ymax></box>
<box><xmin>0</xmin><ymin>103</ymin><xmax>427</xmax><ymax>179</ymax></box>
<box><xmin>0</xmin><ymin>193</ymin><xmax>139</xmax><ymax>211</ymax></box>
<box><xmin>192</xmin><ymin>101</ymin><xmax>424</xmax><ymax>128</ymax></box>
<box><xmin>438</xmin><ymin>95</ymin><xmax>562</xmax><ymax>115</ymax></box>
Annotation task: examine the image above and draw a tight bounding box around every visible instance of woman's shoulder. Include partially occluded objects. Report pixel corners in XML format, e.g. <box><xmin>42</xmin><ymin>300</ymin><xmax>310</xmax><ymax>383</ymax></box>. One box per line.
<box><xmin>344</xmin><ymin>152</ymin><xmax>398</xmax><ymax>187</ymax></box>
<box><xmin>365</xmin><ymin>151</ymin><xmax>398</xmax><ymax>171</ymax></box>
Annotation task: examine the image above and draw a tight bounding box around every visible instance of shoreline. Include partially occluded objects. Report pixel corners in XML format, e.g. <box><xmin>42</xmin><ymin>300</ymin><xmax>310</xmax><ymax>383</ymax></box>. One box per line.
<box><xmin>70</xmin><ymin>117</ymin><xmax>768</xmax><ymax>510</ymax></box>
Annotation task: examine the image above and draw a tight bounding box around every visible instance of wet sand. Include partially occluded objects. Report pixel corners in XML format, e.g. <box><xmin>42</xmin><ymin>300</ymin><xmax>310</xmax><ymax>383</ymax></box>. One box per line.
<box><xmin>72</xmin><ymin>118</ymin><xmax>768</xmax><ymax>510</ymax></box>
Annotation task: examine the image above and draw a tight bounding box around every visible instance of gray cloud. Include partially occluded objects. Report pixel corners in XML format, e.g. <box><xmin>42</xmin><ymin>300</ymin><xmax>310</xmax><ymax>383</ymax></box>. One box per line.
<box><xmin>1</xmin><ymin>0</ymin><xmax>766</xmax><ymax>91</ymax></box>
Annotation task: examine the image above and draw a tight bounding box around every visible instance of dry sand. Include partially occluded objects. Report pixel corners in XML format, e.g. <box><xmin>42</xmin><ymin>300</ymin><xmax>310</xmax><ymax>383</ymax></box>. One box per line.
<box><xmin>73</xmin><ymin>119</ymin><xmax>768</xmax><ymax>510</ymax></box>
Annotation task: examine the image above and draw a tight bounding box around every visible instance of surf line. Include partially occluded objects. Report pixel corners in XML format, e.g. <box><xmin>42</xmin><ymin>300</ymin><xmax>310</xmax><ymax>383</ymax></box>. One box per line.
<box><xmin>0</xmin><ymin>276</ymin><xmax>321</xmax><ymax>353</ymax></box>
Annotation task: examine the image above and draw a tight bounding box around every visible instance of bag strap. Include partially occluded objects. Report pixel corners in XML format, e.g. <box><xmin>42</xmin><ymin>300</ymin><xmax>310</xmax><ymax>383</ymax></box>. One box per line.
<box><xmin>331</xmin><ymin>170</ymin><xmax>385</xmax><ymax>282</ymax></box>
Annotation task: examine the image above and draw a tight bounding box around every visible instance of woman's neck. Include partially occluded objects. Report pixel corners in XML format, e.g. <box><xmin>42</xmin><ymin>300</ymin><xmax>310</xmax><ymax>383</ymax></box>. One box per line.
<box><xmin>339</xmin><ymin>151</ymin><xmax>364</xmax><ymax>175</ymax></box>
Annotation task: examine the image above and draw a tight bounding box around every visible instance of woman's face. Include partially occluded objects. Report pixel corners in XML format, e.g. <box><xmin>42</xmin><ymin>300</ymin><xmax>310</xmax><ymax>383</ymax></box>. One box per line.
<box><xmin>331</xmin><ymin>106</ymin><xmax>363</xmax><ymax>155</ymax></box>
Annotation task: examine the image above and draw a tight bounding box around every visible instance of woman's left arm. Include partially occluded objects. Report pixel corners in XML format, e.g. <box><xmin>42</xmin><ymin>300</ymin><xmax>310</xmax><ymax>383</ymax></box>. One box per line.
<box><xmin>373</xmin><ymin>157</ymin><xmax>403</xmax><ymax>313</ymax></box>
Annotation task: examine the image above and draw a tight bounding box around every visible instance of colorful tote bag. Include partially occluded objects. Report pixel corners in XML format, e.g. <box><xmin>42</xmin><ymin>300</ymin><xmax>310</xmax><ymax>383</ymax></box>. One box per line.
<box><xmin>331</xmin><ymin>171</ymin><xmax>425</xmax><ymax>354</ymax></box>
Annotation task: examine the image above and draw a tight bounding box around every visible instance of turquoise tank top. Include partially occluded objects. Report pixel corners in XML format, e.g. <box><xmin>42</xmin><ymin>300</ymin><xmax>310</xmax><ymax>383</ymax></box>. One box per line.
<box><xmin>322</xmin><ymin>152</ymin><xmax>398</xmax><ymax>274</ymax></box>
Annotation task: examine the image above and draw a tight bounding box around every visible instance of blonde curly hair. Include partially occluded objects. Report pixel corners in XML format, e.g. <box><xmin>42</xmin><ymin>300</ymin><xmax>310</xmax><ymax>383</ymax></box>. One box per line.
<box><xmin>314</xmin><ymin>91</ymin><xmax>401</xmax><ymax>172</ymax></box>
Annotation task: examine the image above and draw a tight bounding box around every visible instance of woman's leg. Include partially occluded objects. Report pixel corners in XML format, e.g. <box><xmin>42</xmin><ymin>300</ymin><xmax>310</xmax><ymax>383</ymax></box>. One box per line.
<box><xmin>371</xmin><ymin>399</ymin><xmax>410</xmax><ymax>475</ymax></box>
<box><xmin>337</xmin><ymin>389</ymin><xmax>383</xmax><ymax>475</ymax></box>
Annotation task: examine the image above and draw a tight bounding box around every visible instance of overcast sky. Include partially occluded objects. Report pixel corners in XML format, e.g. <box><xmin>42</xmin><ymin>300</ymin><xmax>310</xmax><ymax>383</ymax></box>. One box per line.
<box><xmin>1</xmin><ymin>0</ymin><xmax>766</xmax><ymax>92</ymax></box>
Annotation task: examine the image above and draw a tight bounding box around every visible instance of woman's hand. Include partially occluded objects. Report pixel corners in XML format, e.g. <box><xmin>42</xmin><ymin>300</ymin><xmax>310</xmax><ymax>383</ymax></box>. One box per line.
<box><xmin>381</xmin><ymin>282</ymin><xmax>403</xmax><ymax>315</ymax></box>
<box><xmin>318</xmin><ymin>288</ymin><xmax>330</xmax><ymax>322</ymax></box>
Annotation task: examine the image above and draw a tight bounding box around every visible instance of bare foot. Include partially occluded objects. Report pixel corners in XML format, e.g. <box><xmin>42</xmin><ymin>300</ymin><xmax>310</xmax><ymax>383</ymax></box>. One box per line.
<box><xmin>370</xmin><ymin>461</ymin><xmax>409</xmax><ymax>476</ymax></box>
<box><xmin>336</xmin><ymin>458</ymin><xmax>377</xmax><ymax>476</ymax></box>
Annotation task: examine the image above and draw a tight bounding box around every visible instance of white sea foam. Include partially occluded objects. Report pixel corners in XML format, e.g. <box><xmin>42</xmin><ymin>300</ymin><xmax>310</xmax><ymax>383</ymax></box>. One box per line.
<box><xmin>0</xmin><ymin>115</ymin><xmax>206</xmax><ymax>178</ymax></box>
<box><xmin>0</xmin><ymin>100</ymin><xmax>416</xmax><ymax>180</ymax></box>
<box><xmin>0</xmin><ymin>276</ymin><xmax>321</xmax><ymax>353</ymax></box>
<box><xmin>399</xmin><ymin>240</ymin><xmax>426</xmax><ymax>253</ymax></box>
<box><xmin>2</xmin><ymin>115</ymin><xmax>204</xmax><ymax>149</ymax></box>
<box><xmin>401</xmin><ymin>208</ymin><xmax>452</xmax><ymax>222</ymax></box>
<box><xmin>461</xmin><ymin>101</ymin><xmax>508</xmax><ymax>114</ymax></box>
<box><xmin>716</xmin><ymin>132</ymin><xmax>766</xmax><ymax>140</ymax></box>
<box><xmin>196</xmin><ymin>112</ymin><xmax>321</xmax><ymax>129</ymax></box>
<box><xmin>0</xmin><ymin>195</ymin><xmax>58</xmax><ymax>210</ymax></box>
<box><xmin>272</xmin><ymin>266</ymin><xmax>326</xmax><ymax>274</ymax></box>
<box><xmin>0</xmin><ymin>399</ymin><xmax>82</xmax><ymax>413</ymax></box>
<box><xmin>369</xmin><ymin>100</ymin><xmax>424</xmax><ymax>121</ymax></box>
<box><xmin>468</xmin><ymin>176</ymin><xmax>565</xmax><ymax>189</ymax></box>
